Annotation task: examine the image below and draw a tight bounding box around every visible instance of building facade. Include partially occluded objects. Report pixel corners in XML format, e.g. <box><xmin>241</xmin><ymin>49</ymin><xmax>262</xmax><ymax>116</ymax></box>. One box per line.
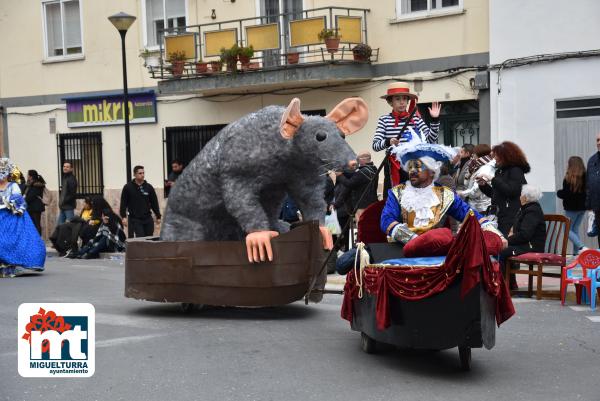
<box><xmin>0</xmin><ymin>0</ymin><xmax>490</xmax><ymax>238</ymax></box>
<box><xmin>489</xmin><ymin>0</ymin><xmax>600</xmax><ymax>248</ymax></box>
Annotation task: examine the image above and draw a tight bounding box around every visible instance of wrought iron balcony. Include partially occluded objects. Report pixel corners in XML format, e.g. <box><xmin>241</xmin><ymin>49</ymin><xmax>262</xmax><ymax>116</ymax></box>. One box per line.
<box><xmin>144</xmin><ymin>6</ymin><xmax>376</xmax><ymax>81</ymax></box>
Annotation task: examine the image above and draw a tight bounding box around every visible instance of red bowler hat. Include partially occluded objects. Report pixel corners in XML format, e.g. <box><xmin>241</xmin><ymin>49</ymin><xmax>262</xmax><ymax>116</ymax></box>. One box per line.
<box><xmin>380</xmin><ymin>82</ymin><xmax>418</xmax><ymax>100</ymax></box>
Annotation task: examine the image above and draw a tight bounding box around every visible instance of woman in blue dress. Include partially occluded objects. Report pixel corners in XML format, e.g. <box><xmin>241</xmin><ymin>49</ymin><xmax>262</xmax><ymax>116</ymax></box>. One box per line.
<box><xmin>0</xmin><ymin>158</ymin><xmax>46</xmax><ymax>277</ymax></box>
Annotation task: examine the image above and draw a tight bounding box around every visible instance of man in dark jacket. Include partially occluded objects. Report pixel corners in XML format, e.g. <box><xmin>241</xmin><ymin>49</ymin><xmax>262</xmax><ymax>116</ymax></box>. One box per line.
<box><xmin>335</xmin><ymin>151</ymin><xmax>379</xmax><ymax>222</ymax></box>
<box><xmin>586</xmin><ymin>132</ymin><xmax>600</xmax><ymax>247</ymax></box>
<box><xmin>57</xmin><ymin>161</ymin><xmax>78</xmax><ymax>225</ymax></box>
<box><xmin>164</xmin><ymin>159</ymin><xmax>184</xmax><ymax>197</ymax></box>
<box><xmin>120</xmin><ymin>165</ymin><xmax>161</xmax><ymax>238</ymax></box>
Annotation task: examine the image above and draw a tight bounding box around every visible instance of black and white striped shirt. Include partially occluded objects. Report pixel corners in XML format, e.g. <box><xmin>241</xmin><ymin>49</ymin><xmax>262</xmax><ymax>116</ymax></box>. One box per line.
<box><xmin>372</xmin><ymin>113</ymin><xmax>440</xmax><ymax>152</ymax></box>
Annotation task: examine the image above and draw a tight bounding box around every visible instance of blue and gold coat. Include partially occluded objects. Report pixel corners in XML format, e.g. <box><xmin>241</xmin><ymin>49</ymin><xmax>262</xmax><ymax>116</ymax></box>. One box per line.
<box><xmin>380</xmin><ymin>184</ymin><xmax>482</xmax><ymax>240</ymax></box>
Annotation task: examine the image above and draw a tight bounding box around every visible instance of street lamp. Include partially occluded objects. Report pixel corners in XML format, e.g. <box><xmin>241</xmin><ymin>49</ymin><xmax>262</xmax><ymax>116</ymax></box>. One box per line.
<box><xmin>108</xmin><ymin>12</ymin><xmax>136</xmax><ymax>184</ymax></box>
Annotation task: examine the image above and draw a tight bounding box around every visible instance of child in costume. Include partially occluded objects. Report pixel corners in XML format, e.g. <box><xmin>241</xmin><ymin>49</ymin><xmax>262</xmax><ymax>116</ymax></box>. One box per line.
<box><xmin>0</xmin><ymin>158</ymin><xmax>46</xmax><ymax>277</ymax></box>
<box><xmin>372</xmin><ymin>82</ymin><xmax>441</xmax><ymax>194</ymax></box>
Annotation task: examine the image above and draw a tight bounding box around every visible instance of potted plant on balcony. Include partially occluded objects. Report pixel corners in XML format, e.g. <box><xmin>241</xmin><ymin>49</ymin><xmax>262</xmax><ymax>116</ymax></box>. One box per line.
<box><xmin>195</xmin><ymin>55</ymin><xmax>209</xmax><ymax>74</ymax></box>
<box><xmin>209</xmin><ymin>58</ymin><xmax>223</xmax><ymax>73</ymax></box>
<box><xmin>352</xmin><ymin>43</ymin><xmax>372</xmax><ymax>62</ymax></box>
<box><xmin>140</xmin><ymin>48</ymin><xmax>160</xmax><ymax>68</ymax></box>
<box><xmin>318</xmin><ymin>28</ymin><xmax>340</xmax><ymax>54</ymax></box>
<box><xmin>238</xmin><ymin>45</ymin><xmax>254</xmax><ymax>70</ymax></box>
<box><xmin>167</xmin><ymin>50</ymin><xmax>187</xmax><ymax>77</ymax></box>
<box><xmin>220</xmin><ymin>46</ymin><xmax>239</xmax><ymax>73</ymax></box>
<box><xmin>286</xmin><ymin>48</ymin><xmax>300</xmax><ymax>65</ymax></box>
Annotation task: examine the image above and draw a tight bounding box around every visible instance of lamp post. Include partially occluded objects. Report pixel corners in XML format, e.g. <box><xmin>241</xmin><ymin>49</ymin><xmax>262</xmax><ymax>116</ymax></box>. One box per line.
<box><xmin>108</xmin><ymin>12</ymin><xmax>136</xmax><ymax>184</ymax></box>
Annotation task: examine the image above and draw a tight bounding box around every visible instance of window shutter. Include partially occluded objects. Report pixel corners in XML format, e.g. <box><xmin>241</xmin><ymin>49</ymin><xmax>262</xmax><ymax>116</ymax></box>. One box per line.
<box><xmin>45</xmin><ymin>2</ymin><xmax>63</xmax><ymax>56</ymax></box>
<box><xmin>63</xmin><ymin>1</ymin><xmax>82</xmax><ymax>50</ymax></box>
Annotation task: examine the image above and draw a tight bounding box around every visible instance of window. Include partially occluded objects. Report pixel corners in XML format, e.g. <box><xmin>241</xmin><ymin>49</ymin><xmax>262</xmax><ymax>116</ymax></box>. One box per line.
<box><xmin>42</xmin><ymin>0</ymin><xmax>83</xmax><ymax>59</ymax></box>
<box><xmin>556</xmin><ymin>98</ymin><xmax>600</xmax><ymax>119</ymax></box>
<box><xmin>163</xmin><ymin>124</ymin><xmax>226</xmax><ymax>197</ymax></box>
<box><xmin>144</xmin><ymin>0</ymin><xmax>187</xmax><ymax>49</ymax></box>
<box><xmin>396</xmin><ymin>0</ymin><xmax>462</xmax><ymax>19</ymax></box>
<box><xmin>259</xmin><ymin>0</ymin><xmax>303</xmax><ymax>67</ymax></box>
<box><xmin>58</xmin><ymin>132</ymin><xmax>104</xmax><ymax>197</ymax></box>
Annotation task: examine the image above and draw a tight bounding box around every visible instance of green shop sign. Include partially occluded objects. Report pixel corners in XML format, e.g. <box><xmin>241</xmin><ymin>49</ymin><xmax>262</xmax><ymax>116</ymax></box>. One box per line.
<box><xmin>64</xmin><ymin>91</ymin><xmax>157</xmax><ymax>128</ymax></box>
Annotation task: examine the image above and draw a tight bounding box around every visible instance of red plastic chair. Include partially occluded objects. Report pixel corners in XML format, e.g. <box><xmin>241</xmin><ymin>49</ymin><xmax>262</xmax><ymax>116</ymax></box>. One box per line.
<box><xmin>561</xmin><ymin>249</ymin><xmax>600</xmax><ymax>306</ymax></box>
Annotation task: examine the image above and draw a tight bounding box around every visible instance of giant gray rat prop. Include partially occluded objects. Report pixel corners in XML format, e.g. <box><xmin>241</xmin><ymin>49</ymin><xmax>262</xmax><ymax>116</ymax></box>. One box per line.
<box><xmin>160</xmin><ymin>97</ymin><xmax>369</xmax><ymax>262</ymax></box>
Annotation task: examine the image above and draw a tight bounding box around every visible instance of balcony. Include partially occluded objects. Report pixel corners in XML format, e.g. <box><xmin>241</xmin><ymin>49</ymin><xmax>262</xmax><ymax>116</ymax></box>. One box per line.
<box><xmin>146</xmin><ymin>7</ymin><xmax>378</xmax><ymax>96</ymax></box>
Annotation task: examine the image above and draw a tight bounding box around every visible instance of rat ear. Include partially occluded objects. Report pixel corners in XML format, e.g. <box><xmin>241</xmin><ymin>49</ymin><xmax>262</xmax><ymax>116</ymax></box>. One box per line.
<box><xmin>279</xmin><ymin>98</ymin><xmax>305</xmax><ymax>139</ymax></box>
<box><xmin>326</xmin><ymin>97</ymin><xmax>369</xmax><ymax>136</ymax></box>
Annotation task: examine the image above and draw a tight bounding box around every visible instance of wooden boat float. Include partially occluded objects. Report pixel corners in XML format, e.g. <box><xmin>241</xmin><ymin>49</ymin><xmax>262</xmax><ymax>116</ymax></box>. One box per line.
<box><xmin>125</xmin><ymin>221</ymin><xmax>326</xmax><ymax>308</ymax></box>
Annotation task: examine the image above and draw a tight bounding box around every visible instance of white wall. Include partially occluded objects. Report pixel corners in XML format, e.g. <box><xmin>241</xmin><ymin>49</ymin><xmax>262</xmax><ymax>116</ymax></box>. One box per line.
<box><xmin>489</xmin><ymin>0</ymin><xmax>600</xmax><ymax>192</ymax></box>
<box><xmin>490</xmin><ymin>0</ymin><xmax>600</xmax><ymax>63</ymax></box>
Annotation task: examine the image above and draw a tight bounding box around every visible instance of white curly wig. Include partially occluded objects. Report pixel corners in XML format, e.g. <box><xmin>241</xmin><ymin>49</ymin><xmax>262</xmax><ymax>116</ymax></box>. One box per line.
<box><xmin>0</xmin><ymin>158</ymin><xmax>15</xmax><ymax>180</ymax></box>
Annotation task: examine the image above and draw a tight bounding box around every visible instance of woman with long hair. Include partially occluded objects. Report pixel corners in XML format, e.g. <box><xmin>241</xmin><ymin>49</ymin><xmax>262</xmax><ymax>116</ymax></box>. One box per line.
<box><xmin>78</xmin><ymin>196</ymin><xmax>111</xmax><ymax>245</ymax></box>
<box><xmin>24</xmin><ymin>169</ymin><xmax>46</xmax><ymax>235</ymax></box>
<box><xmin>557</xmin><ymin>156</ymin><xmax>588</xmax><ymax>254</ymax></box>
<box><xmin>477</xmin><ymin>141</ymin><xmax>530</xmax><ymax>237</ymax></box>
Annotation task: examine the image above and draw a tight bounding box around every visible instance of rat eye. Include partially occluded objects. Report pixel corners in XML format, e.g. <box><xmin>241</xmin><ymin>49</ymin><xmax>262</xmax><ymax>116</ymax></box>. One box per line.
<box><xmin>316</xmin><ymin>132</ymin><xmax>327</xmax><ymax>142</ymax></box>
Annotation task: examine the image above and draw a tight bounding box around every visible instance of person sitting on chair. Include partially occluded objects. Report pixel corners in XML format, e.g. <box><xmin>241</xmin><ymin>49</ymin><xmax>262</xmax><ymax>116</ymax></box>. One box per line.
<box><xmin>498</xmin><ymin>184</ymin><xmax>546</xmax><ymax>290</ymax></box>
<box><xmin>380</xmin><ymin>143</ymin><xmax>506</xmax><ymax>255</ymax></box>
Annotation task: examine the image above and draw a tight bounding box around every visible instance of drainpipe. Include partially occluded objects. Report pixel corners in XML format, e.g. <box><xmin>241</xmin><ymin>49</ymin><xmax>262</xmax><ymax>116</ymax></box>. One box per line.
<box><xmin>0</xmin><ymin>104</ymin><xmax>7</xmax><ymax>157</ymax></box>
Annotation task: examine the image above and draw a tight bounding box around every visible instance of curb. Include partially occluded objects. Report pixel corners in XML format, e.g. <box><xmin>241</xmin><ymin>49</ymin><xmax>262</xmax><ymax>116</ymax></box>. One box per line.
<box><xmin>45</xmin><ymin>247</ymin><xmax>125</xmax><ymax>261</ymax></box>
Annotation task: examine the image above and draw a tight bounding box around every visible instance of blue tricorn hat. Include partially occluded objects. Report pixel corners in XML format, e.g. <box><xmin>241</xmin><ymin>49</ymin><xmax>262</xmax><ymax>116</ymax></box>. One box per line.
<box><xmin>393</xmin><ymin>143</ymin><xmax>457</xmax><ymax>166</ymax></box>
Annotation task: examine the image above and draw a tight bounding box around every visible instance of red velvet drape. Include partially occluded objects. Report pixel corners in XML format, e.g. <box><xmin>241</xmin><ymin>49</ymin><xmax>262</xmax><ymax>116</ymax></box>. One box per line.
<box><xmin>341</xmin><ymin>214</ymin><xmax>515</xmax><ymax>330</ymax></box>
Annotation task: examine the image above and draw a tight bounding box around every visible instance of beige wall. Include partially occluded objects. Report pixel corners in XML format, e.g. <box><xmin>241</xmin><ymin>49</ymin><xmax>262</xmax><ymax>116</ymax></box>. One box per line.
<box><xmin>294</xmin><ymin>0</ymin><xmax>488</xmax><ymax>64</ymax></box>
<box><xmin>0</xmin><ymin>0</ymin><xmax>487</xmax><ymax>99</ymax></box>
<box><xmin>7</xmin><ymin>71</ymin><xmax>477</xmax><ymax>191</ymax></box>
<box><xmin>0</xmin><ymin>0</ymin><xmax>157</xmax><ymax>99</ymax></box>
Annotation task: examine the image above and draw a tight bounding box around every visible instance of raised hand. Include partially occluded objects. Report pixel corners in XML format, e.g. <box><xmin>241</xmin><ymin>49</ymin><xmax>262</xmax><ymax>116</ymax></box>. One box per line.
<box><xmin>428</xmin><ymin>102</ymin><xmax>442</xmax><ymax>118</ymax></box>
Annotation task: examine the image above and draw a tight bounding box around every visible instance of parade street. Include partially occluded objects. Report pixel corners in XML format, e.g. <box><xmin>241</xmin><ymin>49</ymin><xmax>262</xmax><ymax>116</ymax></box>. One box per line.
<box><xmin>0</xmin><ymin>257</ymin><xmax>598</xmax><ymax>401</ymax></box>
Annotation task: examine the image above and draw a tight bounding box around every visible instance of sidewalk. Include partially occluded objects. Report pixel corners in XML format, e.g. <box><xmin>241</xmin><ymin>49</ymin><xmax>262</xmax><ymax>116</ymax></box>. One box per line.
<box><xmin>45</xmin><ymin>247</ymin><xmax>125</xmax><ymax>261</ymax></box>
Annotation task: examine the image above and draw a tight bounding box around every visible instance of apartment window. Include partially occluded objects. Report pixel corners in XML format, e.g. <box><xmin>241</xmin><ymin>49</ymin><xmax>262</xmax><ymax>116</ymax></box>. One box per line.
<box><xmin>396</xmin><ymin>0</ymin><xmax>462</xmax><ymax>19</ymax></box>
<box><xmin>556</xmin><ymin>98</ymin><xmax>600</xmax><ymax>119</ymax></box>
<box><xmin>144</xmin><ymin>0</ymin><xmax>187</xmax><ymax>48</ymax></box>
<box><xmin>260</xmin><ymin>0</ymin><xmax>303</xmax><ymax>67</ymax></box>
<box><xmin>43</xmin><ymin>0</ymin><xmax>83</xmax><ymax>59</ymax></box>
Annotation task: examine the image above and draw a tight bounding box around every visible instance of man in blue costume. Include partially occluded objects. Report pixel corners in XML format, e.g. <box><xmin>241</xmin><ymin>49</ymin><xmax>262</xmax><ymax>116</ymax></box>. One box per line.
<box><xmin>381</xmin><ymin>144</ymin><xmax>506</xmax><ymax>247</ymax></box>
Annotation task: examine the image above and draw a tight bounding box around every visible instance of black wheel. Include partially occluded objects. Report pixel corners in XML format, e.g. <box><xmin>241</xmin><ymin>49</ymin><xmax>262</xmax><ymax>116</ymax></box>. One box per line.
<box><xmin>181</xmin><ymin>303</ymin><xmax>204</xmax><ymax>314</ymax></box>
<box><xmin>360</xmin><ymin>332</ymin><xmax>377</xmax><ymax>354</ymax></box>
<box><xmin>458</xmin><ymin>346</ymin><xmax>471</xmax><ymax>371</ymax></box>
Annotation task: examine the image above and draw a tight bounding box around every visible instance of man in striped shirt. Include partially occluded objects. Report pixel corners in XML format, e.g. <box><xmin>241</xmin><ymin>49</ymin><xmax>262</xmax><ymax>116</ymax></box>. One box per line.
<box><xmin>372</xmin><ymin>82</ymin><xmax>442</xmax><ymax>193</ymax></box>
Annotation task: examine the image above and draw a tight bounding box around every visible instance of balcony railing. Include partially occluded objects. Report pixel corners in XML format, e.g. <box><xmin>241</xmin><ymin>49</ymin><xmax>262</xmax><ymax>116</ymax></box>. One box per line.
<box><xmin>144</xmin><ymin>6</ymin><xmax>376</xmax><ymax>80</ymax></box>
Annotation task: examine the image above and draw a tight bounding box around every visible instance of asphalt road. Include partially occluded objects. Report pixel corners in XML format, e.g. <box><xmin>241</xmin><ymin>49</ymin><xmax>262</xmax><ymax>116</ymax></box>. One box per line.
<box><xmin>1</xmin><ymin>257</ymin><xmax>599</xmax><ymax>401</ymax></box>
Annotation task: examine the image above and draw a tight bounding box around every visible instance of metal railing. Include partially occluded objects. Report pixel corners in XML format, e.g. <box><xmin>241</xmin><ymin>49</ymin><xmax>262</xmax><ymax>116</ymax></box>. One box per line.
<box><xmin>146</xmin><ymin>6</ymin><xmax>376</xmax><ymax>80</ymax></box>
